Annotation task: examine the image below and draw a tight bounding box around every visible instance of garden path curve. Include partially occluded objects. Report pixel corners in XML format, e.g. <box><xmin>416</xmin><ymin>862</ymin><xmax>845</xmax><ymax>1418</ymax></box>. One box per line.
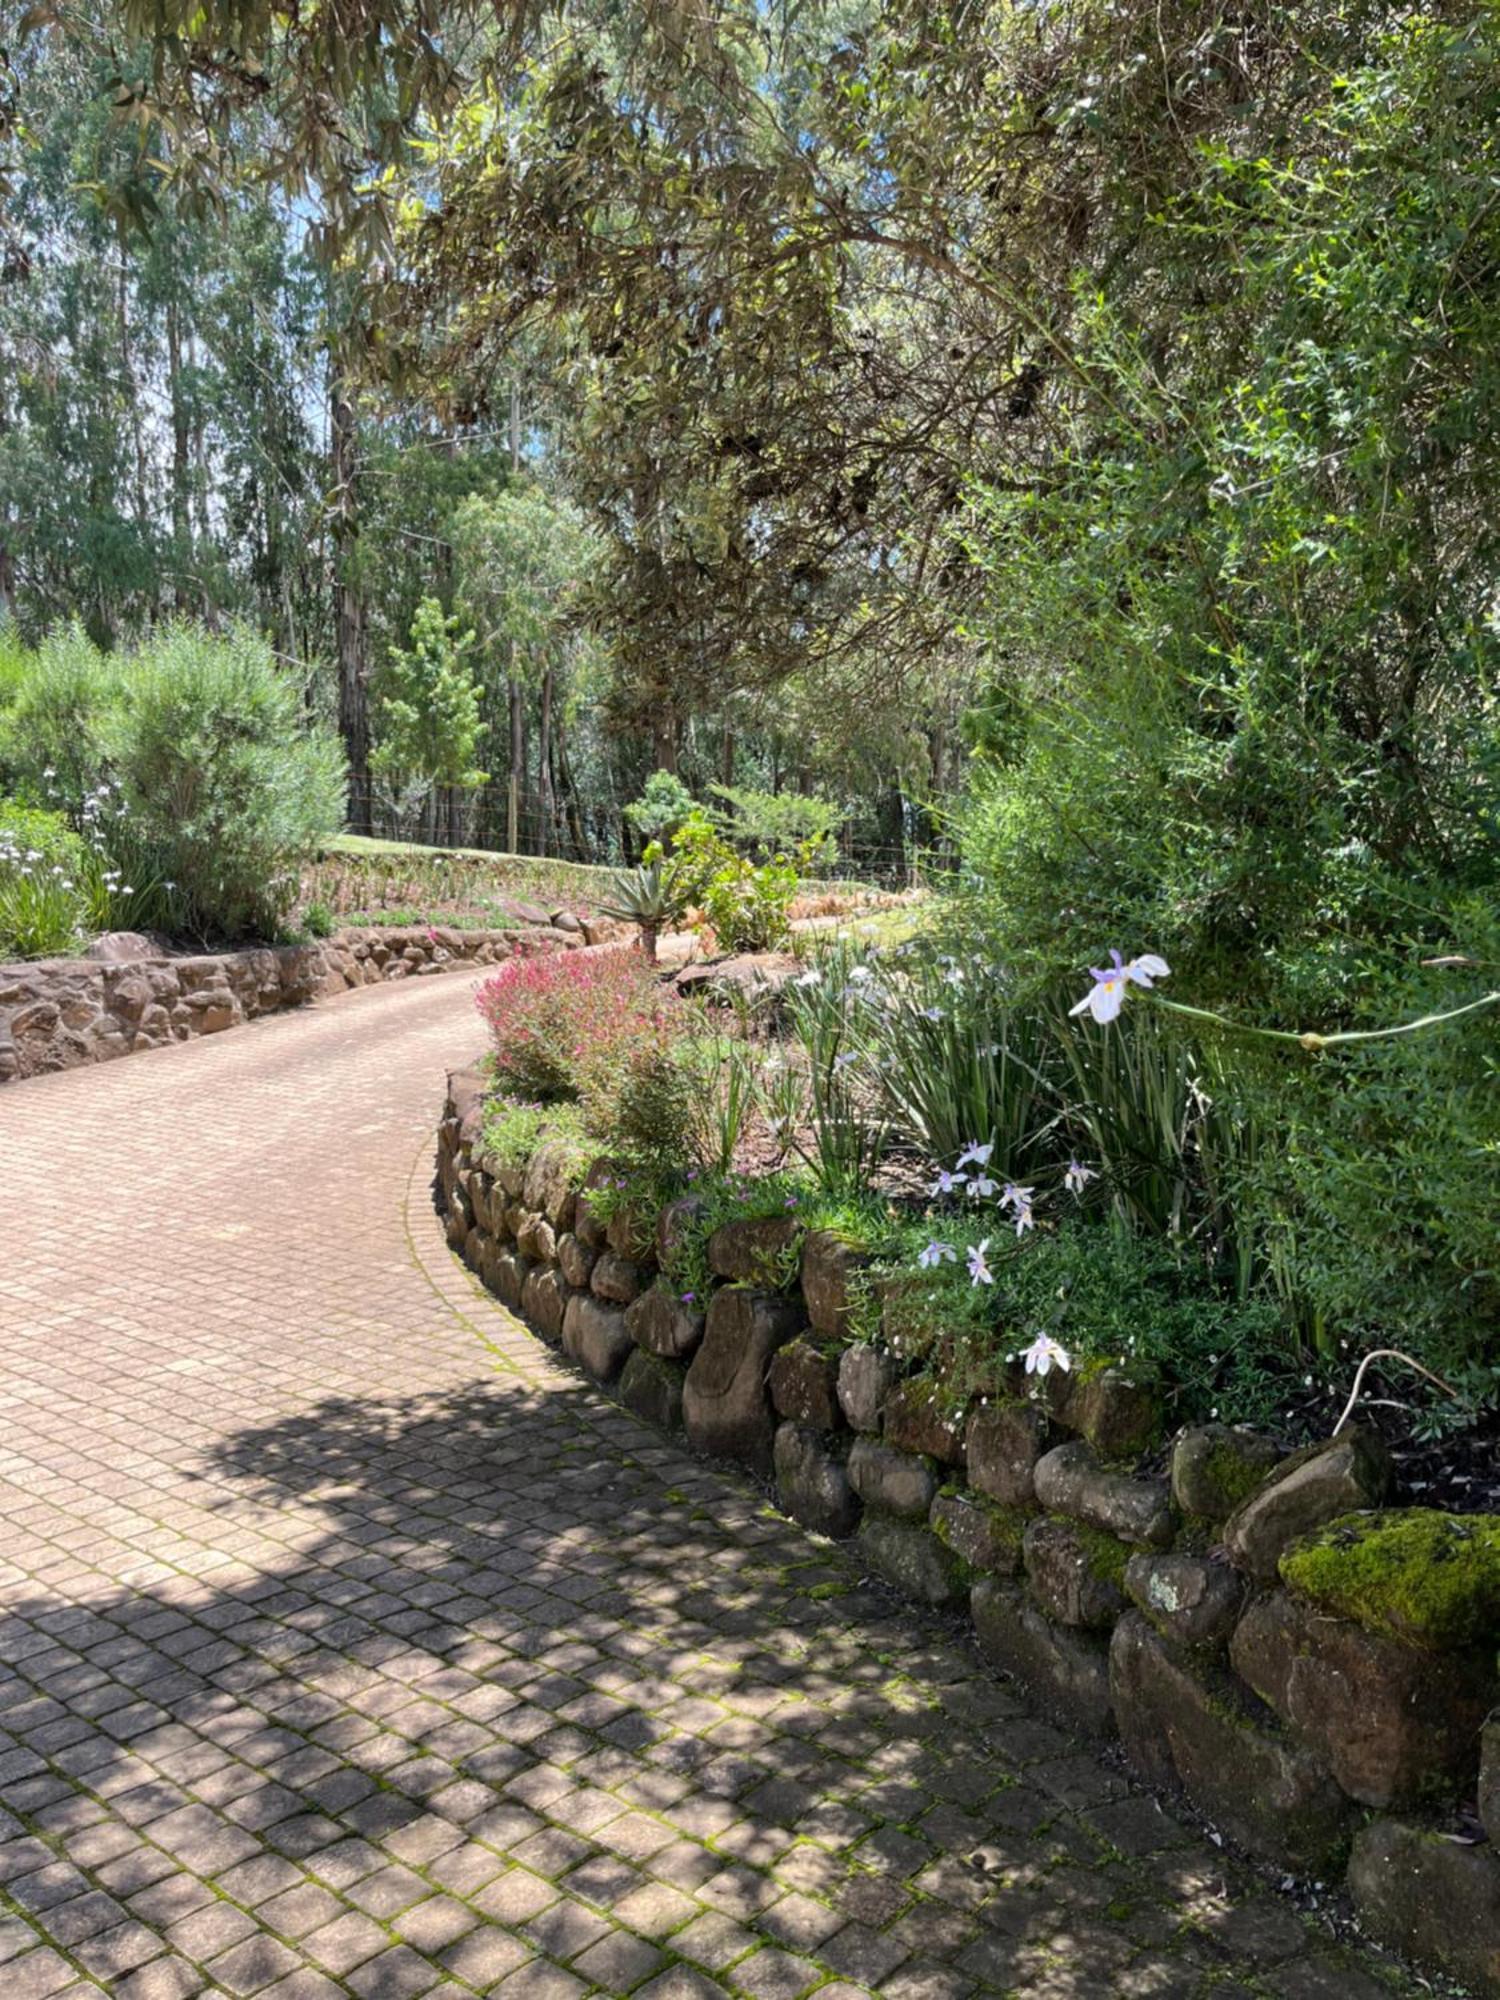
<box><xmin>0</xmin><ymin>976</ymin><xmax>1413</xmax><ymax>2000</ymax></box>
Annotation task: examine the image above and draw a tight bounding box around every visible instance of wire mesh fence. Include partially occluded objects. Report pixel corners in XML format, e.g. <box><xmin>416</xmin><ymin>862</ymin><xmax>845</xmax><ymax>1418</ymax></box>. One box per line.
<box><xmin>342</xmin><ymin>777</ymin><xmax>938</xmax><ymax>889</ymax></box>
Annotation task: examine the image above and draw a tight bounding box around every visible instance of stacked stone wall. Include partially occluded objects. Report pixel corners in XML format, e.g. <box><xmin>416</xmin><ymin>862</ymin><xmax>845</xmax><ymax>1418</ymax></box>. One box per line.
<box><xmin>438</xmin><ymin>1064</ymin><xmax>1500</xmax><ymax>1997</ymax></box>
<box><xmin>0</xmin><ymin>917</ymin><xmax>604</xmax><ymax>1083</ymax></box>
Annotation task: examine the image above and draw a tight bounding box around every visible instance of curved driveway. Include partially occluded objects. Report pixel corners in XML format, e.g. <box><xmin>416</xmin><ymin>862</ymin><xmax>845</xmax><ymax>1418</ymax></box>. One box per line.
<box><xmin>0</xmin><ymin>977</ymin><xmax>1407</xmax><ymax>2000</ymax></box>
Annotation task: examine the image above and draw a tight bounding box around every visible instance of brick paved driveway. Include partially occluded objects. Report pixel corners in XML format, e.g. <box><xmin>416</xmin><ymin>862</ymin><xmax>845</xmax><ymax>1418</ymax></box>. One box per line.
<box><xmin>0</xmin><ymin>978</ymin><xmax>1414</xmax><ymax>2000</ymax></box>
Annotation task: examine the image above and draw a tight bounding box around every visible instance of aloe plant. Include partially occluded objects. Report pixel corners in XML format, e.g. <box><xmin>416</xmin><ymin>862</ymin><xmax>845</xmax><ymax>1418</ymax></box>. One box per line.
<box><xmin>597</xmin><ymin>857</ymin><xmax>690</xmax><ymax>961</ymax></box>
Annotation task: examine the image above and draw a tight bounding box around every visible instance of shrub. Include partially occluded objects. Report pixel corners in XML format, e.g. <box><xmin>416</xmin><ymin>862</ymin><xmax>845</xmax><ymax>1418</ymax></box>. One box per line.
<box><xmin>0</xmin><ymin>800</ymin><xmax>90</xmax><ymax>957</ymax></box>
<box><xmin>669</xmin><ymin>809</ymin><xmax>808</xmax><ymax>952</ymax></box>
<box><xmin>480</xmin><ymin>1097</ymin><xmax>592</xmax><ymax>1178</ymax></box>
<box><xmin>476</xmin><ymin>946</ymin><xmax>685</xmax><ymax>1101</ymax></box>
<box><xmin>0</xmin><ymin>622</ymin><xmax>345</xmax><ymax>943</ymax></box>
<box><xmin>708</xmin><ymin>783</ymin><xmax>841</xmax><ymax>869</ymax></box>
<box><xmin>578</xmin><ymin>1022</ymin><xmax>697</xmax><ymax>1162</ymax></box>
<box><xmin>0</xmin><ymin>623</ymin><xmax>122</xmax><ymax>815</ymax></box>
<box><xmin>111</xmin><ymin>624</ymin><xmax>346</xmax><ymax>940</ymax></box>
<box><xmin>870</xmin><ymin>1212</ymin><xmax>1291</xmax><ymax>1428</ymax></box>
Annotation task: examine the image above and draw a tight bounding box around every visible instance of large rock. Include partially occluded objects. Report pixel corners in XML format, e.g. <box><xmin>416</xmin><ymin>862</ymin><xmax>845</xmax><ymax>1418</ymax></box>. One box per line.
<box><xmin>882</xmin><ymin>1378</ymin><xmax>966</xmax><ymax>1467</ymax></box>
<box><xmin>929</xmin><ymin>1489</ymin><xmax>1025</xmax><ymax>1576</ymax></box>
<box><xmin>967</xmin><ymin>1400</ymin><xmax>1052</xmax><ymax>1506</ymax></box>
<box><xmin>1347</xmin><ymin>1820</ymin><xmax>1500</xmax><ymax>1995</ymax></box>
<box><xmin>521</xmin><ymin>1265</ymin><xmax>568</xmax><ymax>1343</ymax></box>
<box><xmin>837</xmin><ymin>1343</ymin><xmax>893</xmax><ymax>1433</ymax></box>
<box><xmin>674</xmin><ymin>952</ymin><xmax>801</xmax><ymax>1007</ymax></box>
<box><xmin>515</xmin><ymin>1211</ymin><xmax>556</xmax><ymax>1264</ymax></box>
<box><xmin>856</xmin><ymin>1515</ymin><xmax>968</xmax><ymax>1609</ymax></box>
<box><xmin>847</xmin><ymin>1438</ymin><xmax>937</xmax><ymax>1521</ymax></box>
<box><xmin>799</xmin><ymin>1231</ymin><xmax>872</xmax><ymax>1336</ymax></box>
<box><xmin>1124</xmin><ymin>1554</ymin><xmax>1244</xmax><ymax>1648</ymax></box>
<box><xmin>1062</xmin><ymin>1366</ymin><xmax>1161</xmax><ymax>1460</ymax></box>
<box><xmin>488</xmin><ymin>1249</ymin><xmax>530</xmax><ymax>1313</ymax></box>
<box><xmin>1109</xmin><ymin>1612</ymin><xmax>1351</xmax><ymax>1872</ymax></box>
<box><xmin>625</xmin><ymin>1284</ymin><xmax>706</xmax><ymax>1362</ymax></box>
<box><xmin>522</xmin><ymin>1141</ymin><xmax>579</xmax><ymax>1232</ymax></box>
<box><xmin>774</xmin><ymin>1424</ymin><xmax>860</xmax><ymax>1540</ymax></box>
<box><xmin>682</xmin><ymin>1288</ymin><xmax>803</xmax><ymax>1472</ymax></box>
<box><xmin>706</xmin><ymin>1213</ymin><xmax>801</xmax><ymax>1283</ymax></box>
<box><xmin>1277</xmin><ymin>1506</ymin><xmax>1500</xmax><ymax>1652</ymax></box>
<box><xmin>562</xmin><ymin>1293</ymin><xmax>633</xmax><ymax>1385</ymax></box>
<box><xmin>1023</xmin><ymin>1518</ymin><xmax>1128</xmax><ymax>1629</ymax></box>
<box><xmin>591</xmin><ymin>1249</ymin><xmax>647</xmax><ymax>1305</ymax></box>
<box><xmin>556</xmin><ymin>1232</ymin><xmax>597</xmax><ymax>1290</ymax></box>
<box><xmin>467</xmin><ymin>1171</ymin><xmax>500</xmax><ymax>1237</ymax></box>
<box><xmin>768</xmin><ymin>1339</ymin><xmax>842</xmax><ymax>1429</ymax></box>
<box><xmin>1171</xmin><ymin>1424</ymin><xmax>1281</xmax><ymax>1522</ymax></box>
<box><xmin>1229</xmin><ymin>1590</ymin><xmax>1492</xmax><ymax>1809</ymax></box>
<box><xmin>972</xmin><ymin>1577</ymin><xmax>1115</xmax><ymax>1739</ymax></box>
<box><xmin>619</xmin><ymin>1350</ymin><xmax>686</xmax><ymax>1432</ymax></box>
<box><xmin>83</xmin><ymin>930</ymin><xmax>160</xmax><ymax>961</ymax></box>
<box><xmin>1222</xmin><ymin>1426</ymin><xmax>1390</xmax><ymax>1580</ymax></box>
<box><xmin>1032</xmin><ymin>1442</ymin><xmax>1173</xmax><ymax>1548</ymax></box>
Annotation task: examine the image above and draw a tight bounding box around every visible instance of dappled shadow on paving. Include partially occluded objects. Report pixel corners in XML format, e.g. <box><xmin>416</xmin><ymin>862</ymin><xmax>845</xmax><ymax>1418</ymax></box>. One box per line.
<box><xmin>0</xmin><ymin>1371</ymin><xmax>1403</xmax><ymax>2000</ymax></box>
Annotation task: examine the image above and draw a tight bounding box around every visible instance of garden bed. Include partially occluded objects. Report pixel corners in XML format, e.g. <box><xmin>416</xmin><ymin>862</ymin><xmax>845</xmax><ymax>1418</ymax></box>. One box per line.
<box><xmin>437</xmin><ymin>1058</ymin><xmax>1500</xmax><ymax>1998</ymax></box>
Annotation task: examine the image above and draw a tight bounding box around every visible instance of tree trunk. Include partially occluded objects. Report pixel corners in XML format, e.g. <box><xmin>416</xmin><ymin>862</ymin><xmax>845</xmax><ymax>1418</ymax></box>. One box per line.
<box><xmin>330</xmin><ymin>352</ymin><xmax>370</xmax><ymax>831</ymax></box>
<box><xmin>556</xmin><ymin>720</ymin><xmax>588</xmax><ymax>860</ymax></box>
<box><xmin>166</xmin><ymin>294</ymin><xmax>191</xmax><ymax>606</ymax></box>
<box><xmin>118</xmin><ymin>252</ymin><xmax>149</xmax><ymax>535</ymax></box>
<box><xmin>507</xmin><ymin>659</ymin><xmax>522</xmax><ymax>853</ymax></box>
<box><xmin>537</xmin><ymin>667</ymin><xmax>554</xmax><ymax>859</ymax></box>
<box><xmin>651</xmin><ymin>706</ymin><xmax>678</xmax><ymax>775</ymax></box>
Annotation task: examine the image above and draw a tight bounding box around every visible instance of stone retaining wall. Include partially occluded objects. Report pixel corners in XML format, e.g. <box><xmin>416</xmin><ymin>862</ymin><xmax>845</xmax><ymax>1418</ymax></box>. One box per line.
<box><xmin>438</xmin><ymin>1065</ymin><xmax>1500</xmax><ymax>1997</ymax></box>
<box><xmin>0</xmin><ymin>919</ymin><xmax>586</xmax><ymax>1084</ymax></box>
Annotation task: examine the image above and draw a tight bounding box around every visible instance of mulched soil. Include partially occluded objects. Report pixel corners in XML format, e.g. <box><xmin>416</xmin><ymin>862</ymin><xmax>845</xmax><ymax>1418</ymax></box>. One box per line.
<box><xmin>1229</xmin><ymin>1374</ymin><xmax>1500</xmax><ymax>1515</ymax></box>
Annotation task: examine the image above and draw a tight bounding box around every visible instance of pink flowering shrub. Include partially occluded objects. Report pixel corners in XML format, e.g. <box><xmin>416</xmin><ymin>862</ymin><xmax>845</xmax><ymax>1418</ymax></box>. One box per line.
<box><xmin>476</xmin><ymin>946</ymin><xmax>687</xmax><ymax>1103</ymax></box>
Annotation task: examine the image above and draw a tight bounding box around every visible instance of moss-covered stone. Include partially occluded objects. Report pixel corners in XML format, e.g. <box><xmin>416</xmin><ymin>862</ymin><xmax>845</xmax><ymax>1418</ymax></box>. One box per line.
<box><xmin>1171</xmin><ymin>1423</ymin><xmax>1280</xmax><ymax>1522</ymax></box>
<box><xmin>1023</xmin><ymin>1516</ymin><xmax>1129</xmax><ymax>1628</ymax></box>
<box><xmin>1279</xmin><ymin>1507</ymin><xmax>1500</xmax><ymax>1652</ymax></box>
<box><xmin>929</xmin><ymin>1486</ymin><xmax>1027</xmax><ymax>1576</ymax></box>
<box><xmin>1062</xmin><ymin>1363</ymin><xmax>1162</xmax><ymax>1460</ymax></box>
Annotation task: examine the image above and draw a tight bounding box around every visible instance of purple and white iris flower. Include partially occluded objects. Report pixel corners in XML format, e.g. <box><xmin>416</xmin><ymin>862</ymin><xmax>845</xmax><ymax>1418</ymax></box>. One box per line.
<box><xmin>1069</xmin><ymin>950</ymin><xmax>1170</xmax><ymax>1025</ymax></box>
<box><xmin>999</xmin><ymin>1183</ymin><xmax>1035</xmax><ymax>1235</ymax></box>
<box><xmin>1022</xmin><ymin>1333</ymin><xmax>1071</xmax><ymax>1378</ymax></box>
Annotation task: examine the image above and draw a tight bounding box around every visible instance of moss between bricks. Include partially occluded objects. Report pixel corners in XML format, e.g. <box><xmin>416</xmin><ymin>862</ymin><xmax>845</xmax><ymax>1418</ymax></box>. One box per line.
<box><xmin>1279</xmin><ymin>1508</ymin><xmax>1500</xmax><ymax>1651</ymax></box>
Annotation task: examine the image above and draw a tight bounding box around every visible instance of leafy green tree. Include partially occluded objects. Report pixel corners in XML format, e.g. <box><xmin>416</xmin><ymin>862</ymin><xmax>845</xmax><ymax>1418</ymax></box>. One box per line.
<box><xmin>452</xmin><ymin>485</ymin><xmax>598</xmax><ymax>856</ymax></box>
<box><xmin>372</xmin><ymin>597</ymin><xmax>487</xmax><ymax>842</ymax></box>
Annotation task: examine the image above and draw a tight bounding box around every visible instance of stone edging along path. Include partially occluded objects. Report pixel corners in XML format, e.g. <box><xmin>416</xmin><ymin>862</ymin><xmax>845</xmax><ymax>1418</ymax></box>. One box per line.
<box><xmin>437</xmin><ymin>1067</ymin><xmax>1500</xmax><ymax>1999</ymax></box>
<box><xmin>0</xmin><ymin>915</ymin><xmax>604</xmax><ymax>1083</ymax></box>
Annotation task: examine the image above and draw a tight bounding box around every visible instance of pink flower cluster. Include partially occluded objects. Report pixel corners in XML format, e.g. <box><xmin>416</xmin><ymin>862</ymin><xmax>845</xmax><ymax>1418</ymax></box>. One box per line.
<box><xmin>476</xmin><ymin>947</ymin><xmax>684</xmax><ymax>1098</ymax></box>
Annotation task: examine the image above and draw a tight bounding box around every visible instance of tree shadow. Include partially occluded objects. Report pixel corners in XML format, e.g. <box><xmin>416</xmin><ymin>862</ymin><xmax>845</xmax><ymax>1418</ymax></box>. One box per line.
<box><xmin>0</xmin><ymin>1371</ymin><xmax>1382</xmax><ymax>1999</ymax></box>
